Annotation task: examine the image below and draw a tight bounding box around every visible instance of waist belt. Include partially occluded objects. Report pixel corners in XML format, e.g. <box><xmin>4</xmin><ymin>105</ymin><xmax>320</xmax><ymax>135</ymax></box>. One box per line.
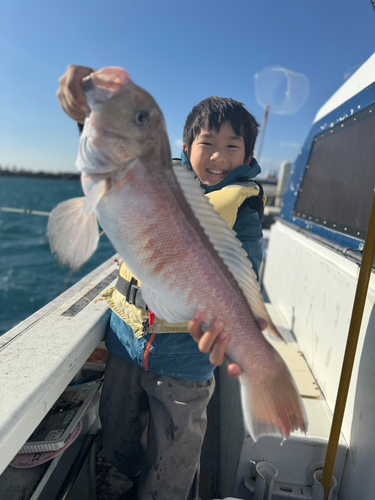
<box><xmin>115</xmin><ymin>275</ymin><xmax>149</xmax><ymax>311</ymax></box>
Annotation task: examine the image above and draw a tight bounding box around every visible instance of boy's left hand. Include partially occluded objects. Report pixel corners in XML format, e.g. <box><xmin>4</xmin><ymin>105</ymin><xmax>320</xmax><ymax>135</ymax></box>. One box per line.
<box><xmin>188</xmin><ymin>313</ymin><xmax>242</xmax><ymax>379</ymax></box>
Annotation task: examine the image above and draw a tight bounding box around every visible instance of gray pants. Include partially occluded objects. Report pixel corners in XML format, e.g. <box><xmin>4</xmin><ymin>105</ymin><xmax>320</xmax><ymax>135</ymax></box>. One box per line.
<box><xmin>99</xmin><ymin>352</ymin><xmax>215</xmax><ymax>500</ymax></box>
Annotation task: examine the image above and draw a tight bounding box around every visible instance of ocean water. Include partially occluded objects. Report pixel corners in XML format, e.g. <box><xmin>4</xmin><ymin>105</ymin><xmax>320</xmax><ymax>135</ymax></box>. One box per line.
<box><xmin>0</xmin><ymin>176</ymin><xmax>115</xmax><ymax>336</ymax></box>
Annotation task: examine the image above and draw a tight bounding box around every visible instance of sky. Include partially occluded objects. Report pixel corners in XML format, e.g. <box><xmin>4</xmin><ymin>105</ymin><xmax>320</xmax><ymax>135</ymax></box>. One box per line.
<box><xmin>1</xmin><ymin>0</ymin><xmax>374</xmax><ymax>178</ymax></box>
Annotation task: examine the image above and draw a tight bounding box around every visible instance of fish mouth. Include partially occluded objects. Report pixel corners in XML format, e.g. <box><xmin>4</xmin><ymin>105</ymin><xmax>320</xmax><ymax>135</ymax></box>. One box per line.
<box><xmin>88</xmin><ymin>112</ymin><xmax>130</xmax><ymax>141</ymax></box>
<box><xmin>89</xmin><ymin>115</ymin><xmax>132</xmax><ymax>143</ymax></box>
<box><xmin>76</xmin><ymin>132</ymin><xmax>135</xmax><ymax>175</ymax></box>
<box><xmin>76</xmin><ymin>134</ymin><xmax>109</xmax><ymax>173</ymax></box>
<box><xmin>82</xmin><ymin>68</ymin><xmax>131</xmax><ymax>105</ymax></box>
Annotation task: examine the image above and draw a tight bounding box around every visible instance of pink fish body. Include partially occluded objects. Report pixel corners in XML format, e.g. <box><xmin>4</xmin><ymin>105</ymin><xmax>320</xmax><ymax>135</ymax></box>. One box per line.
<box><xmin>49</xmin><ymin>67</ymin><xmax>307</xmax><ymax>440</ymax></box>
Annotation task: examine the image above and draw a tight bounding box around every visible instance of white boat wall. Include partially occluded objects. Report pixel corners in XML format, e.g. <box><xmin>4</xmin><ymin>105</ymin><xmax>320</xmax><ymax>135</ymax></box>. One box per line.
<box><xmin>0</xmin><ymin>54</ymin><xmax>374</xmax><ymax>500</ymax></box>
<box><xmin>217</xmin><ymin>53</ymin><xmax>375</xmax><ymax>500</ymax></box>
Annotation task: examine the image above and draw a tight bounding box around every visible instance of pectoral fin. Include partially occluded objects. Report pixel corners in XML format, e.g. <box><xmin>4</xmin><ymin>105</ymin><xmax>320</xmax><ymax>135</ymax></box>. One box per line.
<box><xmin>141</xmin><ymin>285</ymin><xmax>188</xmax><ymax>324</ymax></box>
<box><xmin>82</xmin><ymin>179</ymin><xmax>109</xmax><ymax>214</ymax></box>
<box><xmin>48</xmin><ymin>197</ymin><xmax>99</xmax><ymax>271</ymax></box>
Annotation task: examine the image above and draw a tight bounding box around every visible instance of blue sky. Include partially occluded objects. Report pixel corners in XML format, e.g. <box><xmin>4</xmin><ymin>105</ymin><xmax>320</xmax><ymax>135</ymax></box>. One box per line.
<box><xmin>1</xmin><ymin>0</ymin><xmax>374</xmax><ymax>177</ymax></box>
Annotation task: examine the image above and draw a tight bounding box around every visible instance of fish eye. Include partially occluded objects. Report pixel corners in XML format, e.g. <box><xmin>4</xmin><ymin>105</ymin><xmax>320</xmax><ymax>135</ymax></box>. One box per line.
<box><xmin>135</xmin><ymin>110</ymin><xmax>150</xmax><ymax>126</ymax></box>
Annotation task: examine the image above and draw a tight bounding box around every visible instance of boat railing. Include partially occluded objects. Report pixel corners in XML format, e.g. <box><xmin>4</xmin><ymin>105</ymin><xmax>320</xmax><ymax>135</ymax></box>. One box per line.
<box><xmin>0</xmin><ymin>255</ymin><xmax>119</xmax><ymax>475</ymax></box>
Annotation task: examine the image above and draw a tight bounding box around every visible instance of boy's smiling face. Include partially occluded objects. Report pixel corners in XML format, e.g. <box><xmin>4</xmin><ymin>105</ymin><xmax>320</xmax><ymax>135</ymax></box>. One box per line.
<box><xmin>184</xmin><ymin>121</ymin><xmax>251</xmax><ymax>186</ymax></box>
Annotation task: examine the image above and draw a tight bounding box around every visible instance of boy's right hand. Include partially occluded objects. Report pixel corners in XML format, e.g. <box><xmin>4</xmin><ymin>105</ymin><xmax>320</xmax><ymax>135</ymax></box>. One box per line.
<box><xmin>188</xmin><ymin>313</ymin><xmax>242</xmax><ymax>379</ymax></box>
<box><xmin>57</xmin><ymin>65</ymin><xmax>94</xmax><ymax>123</ymax></box>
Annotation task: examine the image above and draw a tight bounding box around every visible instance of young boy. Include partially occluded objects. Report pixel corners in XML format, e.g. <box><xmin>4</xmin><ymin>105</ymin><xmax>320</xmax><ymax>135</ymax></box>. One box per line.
<box><xmin>57</xmin><ymin>65</ymin><xmax>264</xmax><ymax>500</ymax></box>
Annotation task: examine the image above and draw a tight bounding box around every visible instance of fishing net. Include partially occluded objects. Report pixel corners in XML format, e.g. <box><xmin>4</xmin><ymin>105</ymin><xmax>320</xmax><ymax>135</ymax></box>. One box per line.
<box><xmin>254</xmin><ymin>63</ymin><xmax>310</xmax><ymax>116</ymax></box>
<box><xmin>254</xmin><ymin>63</ymin><xmax>310</xmax><ymax>160</ymax></box>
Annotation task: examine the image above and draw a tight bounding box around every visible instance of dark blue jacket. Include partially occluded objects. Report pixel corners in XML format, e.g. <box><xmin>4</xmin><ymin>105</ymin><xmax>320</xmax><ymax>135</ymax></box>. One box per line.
<box><xmin>105</xmin><ymin>155</ymin><xmax>263</xmax><ymax>381</ymax></box>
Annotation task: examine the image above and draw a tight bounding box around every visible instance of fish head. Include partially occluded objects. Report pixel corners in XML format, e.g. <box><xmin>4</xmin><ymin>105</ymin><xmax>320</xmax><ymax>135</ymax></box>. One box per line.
<box><xmin>77</xmin><ymin>67</ymin><xmax>170</xmax><ymax>178</ymax></box>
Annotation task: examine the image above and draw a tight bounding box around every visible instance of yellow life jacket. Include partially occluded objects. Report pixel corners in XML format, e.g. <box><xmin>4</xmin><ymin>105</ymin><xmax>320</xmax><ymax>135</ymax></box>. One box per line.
<box><xmin>102</xmin><ymin>181</ymin><xmax>265</xmax><ymax>338</ymax></box>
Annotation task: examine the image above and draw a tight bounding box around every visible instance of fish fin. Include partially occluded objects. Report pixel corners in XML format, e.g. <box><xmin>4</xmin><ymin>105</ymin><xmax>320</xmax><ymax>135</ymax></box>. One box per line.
<box><xmin>141</xmin><ymin>285</ymin><xmax>188</xmax><ymax>324</ymax></box>
<box><xmin>173</xmin><ymin>165</ymin><xmax>281</xmax><ymax>336</ymax></box>
<box><xmin>82</xmin><ymin>179</ymin><xmax>109</xmax><ymax>214</ymax></box>
<box><xmin>256</xmin><ymin>317</ymin><xmax>285</xmax><ymax>342</ymax></box>
<box><xmin>240</xmin><ymin>352</ymin><xmax>308</xmax><ymax>441</ymax></box>
<box><xmin>48</xmin><ymin>197</ymin><xmax>99</xmax><ymax>271</ymax></box>
<box><xmin>262</xmin><ymin>329</ymin><xmax>285</xmax><ymax>343</ymax></box>
<box><xmin>259</xmin><ymin>319</ymin><xmax>286</xmax><ymax>342</ymax></box>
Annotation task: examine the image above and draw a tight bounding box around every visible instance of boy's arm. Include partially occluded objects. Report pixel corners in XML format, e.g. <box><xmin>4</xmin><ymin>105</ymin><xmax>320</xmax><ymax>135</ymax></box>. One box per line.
<box><xmin>188</xmin><ymin>313</ymin><xmax>242</xmax><ymax>379</ymax></box>
<box><xmin>233</xmin><ymin>204</ymin><xmax>263</xmax><ymax>279</ymax></box>
<box><xmin>57</xmin><ymin>65</ymin><xmax>94</xmax><ymax>123</ymax></box>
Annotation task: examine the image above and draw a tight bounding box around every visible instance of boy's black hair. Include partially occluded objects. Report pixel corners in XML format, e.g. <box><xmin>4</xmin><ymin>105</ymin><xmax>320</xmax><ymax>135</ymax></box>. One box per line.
<box><xmin>183</xmin><ymin>96</ymin><xmax>259</xmax><ymax>162</ymax></box>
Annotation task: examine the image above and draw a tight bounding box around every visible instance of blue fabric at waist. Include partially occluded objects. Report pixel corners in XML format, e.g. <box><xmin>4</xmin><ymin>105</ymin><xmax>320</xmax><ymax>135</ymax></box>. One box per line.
<box><xmin>105</xmin><ymin>311</ymin><xmax>215</xmax><ymax>382</ymax></box>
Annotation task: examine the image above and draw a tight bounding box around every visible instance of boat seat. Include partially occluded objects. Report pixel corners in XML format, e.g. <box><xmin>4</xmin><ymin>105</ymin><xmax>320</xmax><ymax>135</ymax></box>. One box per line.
<box><xmin>265</xmin><ymin>303</ymin><xmax>322</xmax><ymax>399</ymax></box>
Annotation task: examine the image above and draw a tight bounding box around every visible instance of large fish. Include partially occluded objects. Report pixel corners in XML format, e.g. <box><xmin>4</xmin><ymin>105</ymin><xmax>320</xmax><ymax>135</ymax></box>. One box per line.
<box><xmin>49</xmin><ymin>67</ymin><xmax>307</xmax><ymax>440</ymax></box>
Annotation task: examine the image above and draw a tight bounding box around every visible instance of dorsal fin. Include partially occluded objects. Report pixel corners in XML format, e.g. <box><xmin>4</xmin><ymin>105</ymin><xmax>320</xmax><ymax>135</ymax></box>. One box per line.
<box><xmin>173</xmin><ymin>165</ymin><xmax>283</xmax><ymax>341</ymax></box>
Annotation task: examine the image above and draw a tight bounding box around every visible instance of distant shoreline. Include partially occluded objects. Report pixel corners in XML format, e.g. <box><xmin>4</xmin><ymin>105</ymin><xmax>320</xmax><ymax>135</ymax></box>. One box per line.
<box><xmin>0</xmin><ymin>170</ymin><xmax>80</xmax><ymax>181</ymax></box>
<box><xmin>0</xmin><ymin>168</ymin><xmax>278</xmax><ymax>184</ymax></box>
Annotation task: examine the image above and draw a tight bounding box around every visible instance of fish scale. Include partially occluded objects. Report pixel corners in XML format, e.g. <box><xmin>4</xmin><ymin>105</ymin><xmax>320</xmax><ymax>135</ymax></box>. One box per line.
<box><xmin>48</xmin><ymin>66</ymin><xmax>307</xmax><ymax>440</ymax></box>
<box><xmin>95</xmin><ymin>165</ymin><xmax>246</xmax><ymax>327</ymax></box>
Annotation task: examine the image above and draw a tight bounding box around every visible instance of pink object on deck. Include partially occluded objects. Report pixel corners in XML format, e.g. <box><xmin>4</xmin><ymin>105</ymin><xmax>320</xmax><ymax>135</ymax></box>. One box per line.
<box><xmin>10</xmin><ymin>420</ymin><xmax>83</xmax><ymax>469</ymax></box>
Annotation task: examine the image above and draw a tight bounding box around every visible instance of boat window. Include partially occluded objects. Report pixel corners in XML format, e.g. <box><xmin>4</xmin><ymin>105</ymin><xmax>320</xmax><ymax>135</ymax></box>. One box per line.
<box><xmin>293</xmin><ymin>104</ymin><xmax>375</xmax><ymax>239</ymax></box>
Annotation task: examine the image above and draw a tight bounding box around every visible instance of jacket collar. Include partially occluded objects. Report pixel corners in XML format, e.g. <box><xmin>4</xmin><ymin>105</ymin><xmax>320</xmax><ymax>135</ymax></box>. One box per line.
<box><xmin>180</xmin><ymin>149</ymin><xmax>261</xmax><ymax>194</ymax></box>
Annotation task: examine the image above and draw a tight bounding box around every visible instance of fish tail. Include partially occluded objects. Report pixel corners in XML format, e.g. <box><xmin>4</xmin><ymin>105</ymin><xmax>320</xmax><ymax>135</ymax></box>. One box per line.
<box><xmin>239</xmin><ymin>355</ymin><xmax>308</xmax><ymax>441</ymax></box>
